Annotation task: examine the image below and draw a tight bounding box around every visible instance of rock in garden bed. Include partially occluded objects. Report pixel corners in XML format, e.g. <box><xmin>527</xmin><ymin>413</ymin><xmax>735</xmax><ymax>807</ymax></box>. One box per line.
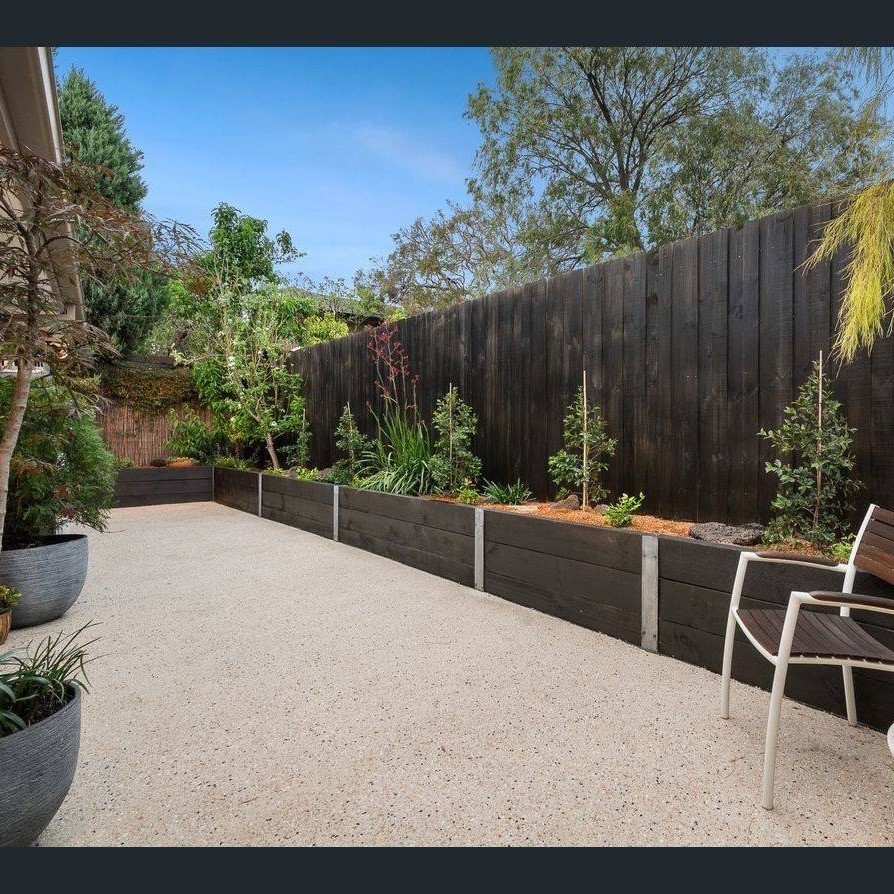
<box><xmin>690</xmin><ymin>521</ymin><xmax>766</xmax><ymax>546</ymax></box>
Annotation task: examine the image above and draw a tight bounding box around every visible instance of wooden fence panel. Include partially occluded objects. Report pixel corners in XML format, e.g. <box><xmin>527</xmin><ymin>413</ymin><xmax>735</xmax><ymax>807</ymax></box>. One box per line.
<box><xmin>98</xmin><ymin>403</ymin><xmax>212</xmax><ymax>468</ymax></box>
<box><xmin>291</xmin><ymin>199</ymin><xmax>894</xmax><ymax>524</ymax></box>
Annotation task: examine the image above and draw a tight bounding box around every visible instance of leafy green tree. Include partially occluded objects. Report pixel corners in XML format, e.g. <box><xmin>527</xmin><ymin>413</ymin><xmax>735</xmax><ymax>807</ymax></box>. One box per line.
<box><xmin>189</xmin><ymin>284</ymin><xmax>315</xmax><ymax>470</ymax></box>
<box><xmin>431</xmin><ymin>385</ymin><xmax>481</xmax><ymax>492</ymax></box>
<box><xmin>202</xmin><ymin>202</ymin><xmax>300</xmax><ymax>289</ymax></box>
<box><xmin>761</xmin><ymin>358</ymin><xmax>860</xmax><ymax>548</ymax></box>
<box><xmin>332</xmin><ymin>403</ymin><xmax>371</xmax><ymax>485</ymax></box>
<box><xmin>464</xmin><ymin>47</ymin><xmax>884</xmax><ymax>268</ymax></box>
<box><xmin>360</xmin><ymin>199</ymin><xmax>560</xmax><ymax>313</ymax></box>
<box><xmin>58</xmin><ymin>69</ymin><xmax>146</xmax><ymax>210</ymax></box>
<box><xmin>59</xmin><ymin>68</ymin><xmax>169</xmax><ymax>353</ymax></box>
<box><xmin>155</xmin><ymin>204</ymin><xmax>347</xmax><ymax>468</ymax></box>
<box><xmin>548</xmin><ymin>384</ymin><xmax>616</xmax><ymax>507</ymax></box>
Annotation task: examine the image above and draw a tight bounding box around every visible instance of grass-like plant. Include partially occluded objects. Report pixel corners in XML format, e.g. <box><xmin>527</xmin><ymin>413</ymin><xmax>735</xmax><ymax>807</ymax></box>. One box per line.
<box><xmin>359</xmin><ymin>407</ymin><xmax>436</xmax><ymax>496</ymax></box>
<box><xmin>604</xmin><ymin>492</ymin><xmax>644</xmax><ymax>528</ymax></box>
<box><xmin>0</xmin><ymin>624</ymin><xmax>96</xmax><ymax>738</ymax></box>
<box><xmin>431</xmin><ymin>385</ymin><xmax>481</xmax><ymax>493</ymax></box>
<box><xmin>761</xmin><ymin>357</ymin><xmax>860</xmax><ymax>548</ymax></box>
<box><xmin>359</xmin><ymin>325</ymin><xmax>437</xmax><ymax>496</ymax></box>
<box><xmin>482</xmin><ymin>479</ymin><xmax>533</xmax><ymax>505</ymax></box>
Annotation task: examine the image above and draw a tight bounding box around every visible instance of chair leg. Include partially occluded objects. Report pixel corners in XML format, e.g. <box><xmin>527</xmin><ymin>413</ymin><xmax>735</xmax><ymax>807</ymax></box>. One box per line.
<box><xmin>842</xmin><ymin>665</ymin><xmax>857</xmax><ymax>726</ymax></box>
<box><xmin>720</xmin><ymin>608</ymin><xmax>736</xmax><ymax>719</ymax></box>
<box><xmin>720</xmin><ymin>555</ymin><xmax>749</xmax><ymax>719</ymax></box>
<box><xmin>762</xmin><ymin>656</ymin><xmax>790</xmax><ymax>810</ymax></box>
<box><xmin>762</xmin><ymin>595</ymin><xmax>802</xmax><ymax>810</ymax></box>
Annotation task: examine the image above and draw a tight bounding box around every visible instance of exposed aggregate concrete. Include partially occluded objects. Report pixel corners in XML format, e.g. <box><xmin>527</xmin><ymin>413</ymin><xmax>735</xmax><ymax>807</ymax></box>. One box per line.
<box><xmin>10</xmin><ymin>502</ymin><xmax>893</xmax><ymax>846</ymax></box>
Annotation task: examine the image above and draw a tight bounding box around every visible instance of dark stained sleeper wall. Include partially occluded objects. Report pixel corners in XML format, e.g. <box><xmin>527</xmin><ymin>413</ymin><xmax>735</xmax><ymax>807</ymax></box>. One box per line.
<box><xmin>210</xmin><ymin>469</ymin><xmax>894</xmax><ymax>732</ymax></box>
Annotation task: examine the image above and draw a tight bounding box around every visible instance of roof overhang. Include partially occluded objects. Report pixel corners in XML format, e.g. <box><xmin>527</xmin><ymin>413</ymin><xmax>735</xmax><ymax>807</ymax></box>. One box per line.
<box><xmin>0</xmin><ymin>46</ymin><xmax>84</xmax><ymax>321</ymax></box>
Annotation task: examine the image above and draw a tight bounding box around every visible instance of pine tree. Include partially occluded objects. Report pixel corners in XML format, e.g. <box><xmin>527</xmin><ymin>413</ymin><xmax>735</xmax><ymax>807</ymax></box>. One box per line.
<box><xmin>59</xmin><ymin>68</ymin><xmax>167</xmax><ymax>353</ymax></box>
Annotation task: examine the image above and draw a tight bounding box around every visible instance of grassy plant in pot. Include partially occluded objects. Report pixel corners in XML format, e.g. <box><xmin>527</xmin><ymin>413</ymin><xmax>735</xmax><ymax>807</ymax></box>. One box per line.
<box><xmin>0</xmin><ymin>379</ymin><xmax>116</xmax><ymax>628</ymax></box>
<box><xmin>0</xmin><ymin>625</ymin><xmax>94</xmax><ymax>846</ymax></box>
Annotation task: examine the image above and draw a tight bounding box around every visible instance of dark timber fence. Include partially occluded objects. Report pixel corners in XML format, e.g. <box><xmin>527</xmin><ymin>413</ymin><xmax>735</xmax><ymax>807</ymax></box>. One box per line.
<box><xmin>292</xmin><ymin>199</ymin><xmax>894</xmax><ymax>524</ymax></box>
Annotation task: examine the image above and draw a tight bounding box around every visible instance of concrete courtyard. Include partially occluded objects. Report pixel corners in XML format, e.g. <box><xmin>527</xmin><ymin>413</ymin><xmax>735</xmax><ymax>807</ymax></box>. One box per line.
<box><xmin>9</xmin><ymin>501</ymin><xmax>893</xmax><ymax>846</ymax></box>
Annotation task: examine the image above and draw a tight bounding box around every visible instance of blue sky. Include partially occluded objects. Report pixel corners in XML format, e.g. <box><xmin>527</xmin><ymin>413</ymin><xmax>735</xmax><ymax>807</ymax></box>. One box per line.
<box><xmin>54</xmin><ymin>47</ymin><xmax>496</xmax><ymax>282</ymax></box>
<box><xmin>54</xmin><ymin>48</ymin><xmax>892</xmax><ymax>285</ymax></box>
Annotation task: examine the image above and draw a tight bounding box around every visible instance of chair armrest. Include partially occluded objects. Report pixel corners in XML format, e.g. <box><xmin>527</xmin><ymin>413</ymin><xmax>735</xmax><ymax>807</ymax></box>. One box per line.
<box><xmin>755</xmin><ymin>551</ymin><xmax>840</xmax><ymax>567</ymax></box>
<box><xmin>810</xmin><ymin>591</ymin><xmax>894</xmax><ymax>612</ymax></box>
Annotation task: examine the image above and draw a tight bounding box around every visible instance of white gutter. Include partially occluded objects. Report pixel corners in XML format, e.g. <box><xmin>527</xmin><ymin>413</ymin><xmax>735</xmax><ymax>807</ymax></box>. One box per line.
<box><xmin>37</xmin><ymin>47</ymin><xmax>64</xmax><ymax>164</ymax></box>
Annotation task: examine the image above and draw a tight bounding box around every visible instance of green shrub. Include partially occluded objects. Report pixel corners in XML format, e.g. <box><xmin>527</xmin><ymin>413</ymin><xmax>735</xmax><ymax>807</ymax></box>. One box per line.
<box><xmin>213</xmin><ymin>456</ymin><xmax>252</xmax><ymax>471</ymax></box>
<box><xmin>332</xmin><ymin>403</ymin><xmax>371</xmax><ymax>485</ymax></box>
<box><xmin>457</xmin><ymin>483</ymin><xmax>481</xmax><ymax>505</ymax></box>
<box><xmin>548</xmin><ymin>385</ymin><xmax>616</xmax><ymax>507</ymax></box>
<box><xmin>0</xmin><ymin>624</ymin><xmax>95</xmax><ymax>737</ymax></box>
<box><xmin>101</xmin><ymin>363</ymin><xmax>197</xmax><ymax>413</ymax></box>
<box><xmin>761</xmin><ymin>359</ymin><xmax>860</xmax><ymax>548</ymax></box>
<box><xmin>482</xmin><ymin>479</ymin><xmax>533</xmax><ymax>505</ymax></box>
<box><xmin>166</xmin><ymin>407</ymin><xmax>227</xmax><ymax>464</ymax></box>
<box><xmin>0</xmin><ymin>585</ymin><xmax>20</xmax><ymax>613</ymax></box>
<box><xmin>2</xmin><ymin>380</ymin><xmax>116</xmax><ymax>548</ymax></box>
<box><xmin>431</xmin><ymin>386</ymin><xmax>481</xmax><ymax>493</ymax></box>
<box><xmin>290</xmin><ymin>467</ymin><xmax>318</xmax><ymax>481</ymax></box>
<box><xmin>831</xmin><ymin>538</ymin><xmax>855</xmax><ymax>563</ymax></box>
<box><xmin>604</xmin><ymin>492</ymin><xmax>644</xmax><ymax>528</ymax></box>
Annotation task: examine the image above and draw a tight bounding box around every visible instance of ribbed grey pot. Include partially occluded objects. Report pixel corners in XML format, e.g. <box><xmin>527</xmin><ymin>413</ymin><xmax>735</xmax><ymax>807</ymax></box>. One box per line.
<box><xmin>0</xmin><ymin>535</ymin><xmax>88</xmax><ymax>629</ymax></box>
<box><xmin>0</xmin><ymin>685</ymin><xmax>81</xmax><ymax>847</ymax></box>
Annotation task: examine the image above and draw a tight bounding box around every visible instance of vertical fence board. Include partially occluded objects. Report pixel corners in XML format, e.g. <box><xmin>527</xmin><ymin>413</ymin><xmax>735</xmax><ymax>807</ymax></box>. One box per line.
<box><xmin>671</xmin><ymin>238</ymin><xmax>699</xmax><ymax>517</ymax></box>
<box><xmin>624</xmin><ymin>253</ymin><xmax>648</xmax><ymax>500</ymax></box>
<box><xmin>651</xmin><ymin>243</ymin><xmax>674</xmax><ymax>519</ymax></box>
<box><xmin>698</xmin><ymin>227</ymin><xmax>729</xmax><ymax>521</ymax></box>
<box><xmin>603</xmin><ymin>259</ymin><xmax>626</xmax><ymax>498</ymax></box>
<box><xmin>758</xmin><ymin>211</ymin><xmax>794</xmax><ymax>521</ymax></box>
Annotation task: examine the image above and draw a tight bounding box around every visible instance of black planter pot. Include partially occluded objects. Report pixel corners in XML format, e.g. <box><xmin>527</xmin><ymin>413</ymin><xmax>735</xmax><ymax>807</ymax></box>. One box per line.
<box><xmin>0</xmin><ymin>684</ymin><xmax>81</xmax><ymax>847</ymax></box>
<box><xmin>0</xmin><ymin>535</ymin><xmax>88</xmax><ymax>629</ymax></box>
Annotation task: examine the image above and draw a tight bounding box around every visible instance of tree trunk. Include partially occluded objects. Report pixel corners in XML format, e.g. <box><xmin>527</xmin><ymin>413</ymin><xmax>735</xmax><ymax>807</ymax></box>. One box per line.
<box><xmin>0</xmin><ymin>356</ymin><xmax>33</xmax><ymax>556</ymax></box>
<box><xmin>265</xmin><ymin>432</ymin><xmax>281</xmax><ymax>470</ymax></box>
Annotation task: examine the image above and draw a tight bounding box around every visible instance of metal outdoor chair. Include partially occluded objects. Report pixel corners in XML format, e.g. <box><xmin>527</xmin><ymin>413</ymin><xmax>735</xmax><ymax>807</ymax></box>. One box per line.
<box><xmin>720</xmin><ymin>504</ymin><xmax>894</xmax><ymax>809</ymax></box>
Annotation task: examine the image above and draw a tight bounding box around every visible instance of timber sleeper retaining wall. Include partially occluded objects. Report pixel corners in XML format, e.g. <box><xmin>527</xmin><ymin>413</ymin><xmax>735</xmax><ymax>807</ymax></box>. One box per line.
<box><xmin>114</xmin><ymin>466</ymin><xmax>212</xmax><ymax>508</ymax></box>
<box><xmin>211</xmin><ymin>469</ymin><xmax>894</xmax><ymax>731</ymax></box>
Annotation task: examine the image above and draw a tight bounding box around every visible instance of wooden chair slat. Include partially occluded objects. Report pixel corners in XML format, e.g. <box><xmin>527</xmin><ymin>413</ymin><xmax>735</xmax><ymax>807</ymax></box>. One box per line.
<box><xmin>737</xmin><ymin>608</ymin><xmax>894</xmax><ymax>664</ymax></box>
